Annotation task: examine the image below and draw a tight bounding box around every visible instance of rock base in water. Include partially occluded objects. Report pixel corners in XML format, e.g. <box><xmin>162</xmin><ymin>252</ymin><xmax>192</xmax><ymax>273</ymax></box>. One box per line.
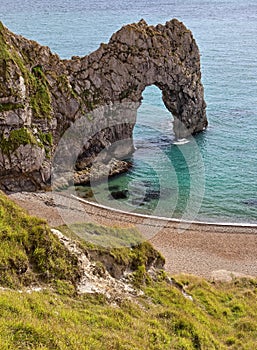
<box><xmin>74</xmin><ymin>158</ymin><xmax>132</xmax><ymax>186</ymax></box>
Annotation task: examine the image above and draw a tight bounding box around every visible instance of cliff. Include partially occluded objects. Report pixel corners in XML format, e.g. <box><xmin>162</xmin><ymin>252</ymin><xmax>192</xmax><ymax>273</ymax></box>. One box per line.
<box><xmin>0</xmin><ymin>19</ymin><xmax>207</xmax><ymax>191</ymax></box>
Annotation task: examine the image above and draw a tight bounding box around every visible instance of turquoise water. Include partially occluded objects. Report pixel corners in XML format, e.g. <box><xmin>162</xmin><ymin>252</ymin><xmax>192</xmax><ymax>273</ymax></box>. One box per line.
<box><xmin>1</xmin><ymin>0</ymin><xmax>257</xmax><ymax>223</ymax></box>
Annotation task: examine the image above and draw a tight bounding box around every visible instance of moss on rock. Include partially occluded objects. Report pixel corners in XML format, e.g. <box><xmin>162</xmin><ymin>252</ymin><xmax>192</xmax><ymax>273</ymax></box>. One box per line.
<box><xmin>30</xmin><ymin>66</ymin><xmax>52</xmax><ymax>119</ymax></box>
<box><xmin>0</xmin><ymin>102</ymin><xmax>25</xmax><ymax>112</ymax></box>
<box><xmin>0</xmin><ymin>127</ymin><xmax>39</xmax><ymax>154</ymax></box>
<box><xmin>0</xmin><ymin>23</ymin><xmax>53</xmax><ymax>120</ymax></box>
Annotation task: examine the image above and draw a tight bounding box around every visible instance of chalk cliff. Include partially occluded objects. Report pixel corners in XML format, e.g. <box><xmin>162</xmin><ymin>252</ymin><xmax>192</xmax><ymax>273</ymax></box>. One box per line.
<box><xmin>0</xmin><ymin>19</ymin><xmax>207</xmax><ymax>191</ymax></box>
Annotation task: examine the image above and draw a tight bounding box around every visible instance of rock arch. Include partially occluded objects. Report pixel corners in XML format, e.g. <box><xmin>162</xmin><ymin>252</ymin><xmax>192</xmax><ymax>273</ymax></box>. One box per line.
<box><xmin>0</xmin><ymin>19</ymin><xmax>207</xmax><ymax>191</ymax></box>
<box><xmin>67</xmin><ymin>19</ymin><xmax>207</xmax><ymax>166</ymax></box>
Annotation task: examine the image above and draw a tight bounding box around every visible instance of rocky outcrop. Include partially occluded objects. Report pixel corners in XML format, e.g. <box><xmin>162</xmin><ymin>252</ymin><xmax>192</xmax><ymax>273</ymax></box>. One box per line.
<box><xmin>73</xmin><ymin>158</ymin><xmax>132</xmax><ymax>186</ymax></box>
<box><xmin>0</xmin><ymin>19</ymin><xmax>207</xmax><ymax>192</ymax></box>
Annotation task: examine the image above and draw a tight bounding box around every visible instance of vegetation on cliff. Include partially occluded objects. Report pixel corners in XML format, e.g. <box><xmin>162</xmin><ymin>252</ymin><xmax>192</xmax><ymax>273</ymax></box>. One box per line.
<box><xmin>0</xmin><ymin>22</ymin><xmax>54</xmax><ymax>165</ymax></box>
<box><xmin>0</xmin><ymin>191</ymin><xmax>81</xmax><ymax>288</ymax></box>
<box><xmin>0</xmin><ymin>22</ymin><xmax>52</xmax><ymax>119</ymax></box>
<box><xmin>0</xmin><ymin>127</ymin><xmax>38</xmax><ymax>154</ymax></box>
<box><xmin>30</xmin><ymin>65</ymin><xmax>53</xmax><ymax>120</ymax></box>
<box><xmin>0</xmin><ymin>191</ymin><xmax>257</xmax><ymax>349</ymax></box>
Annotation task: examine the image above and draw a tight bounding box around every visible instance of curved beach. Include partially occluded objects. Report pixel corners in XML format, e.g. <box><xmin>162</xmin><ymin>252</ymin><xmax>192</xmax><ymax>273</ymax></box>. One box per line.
<box><xmin>10</xmin><ymin>191</ymin><xmax>257</xmax><ymax>280</ymax></box>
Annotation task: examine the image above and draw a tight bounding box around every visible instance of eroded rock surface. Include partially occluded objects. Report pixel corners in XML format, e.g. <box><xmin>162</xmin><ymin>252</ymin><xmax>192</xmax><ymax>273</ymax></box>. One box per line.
<box><xmin>0</xmin><ymin>19</ymin><xmax>207</xmax><ymax>191</ymax></box>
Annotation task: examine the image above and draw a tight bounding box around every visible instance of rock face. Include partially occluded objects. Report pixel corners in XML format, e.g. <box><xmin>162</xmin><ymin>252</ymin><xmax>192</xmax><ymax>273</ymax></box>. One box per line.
<box><xmin>0</xmin><ymin>19</ymin><xmax>207</xmax><ymax>191</ymax></box>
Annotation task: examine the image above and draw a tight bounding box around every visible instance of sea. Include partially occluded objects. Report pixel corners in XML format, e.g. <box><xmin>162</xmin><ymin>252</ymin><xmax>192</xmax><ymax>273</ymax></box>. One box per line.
<box><xmin>1</xmin><ymin>0</ymin><xmax>257</xmax><ymax>223</ymax></box>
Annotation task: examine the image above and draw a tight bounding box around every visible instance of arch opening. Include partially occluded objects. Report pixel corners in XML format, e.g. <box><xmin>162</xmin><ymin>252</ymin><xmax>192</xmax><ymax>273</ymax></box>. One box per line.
<box><xmin>133</xmin><ymin>85</ymin><xmax>174</xmax><ymax>149</ymax></box>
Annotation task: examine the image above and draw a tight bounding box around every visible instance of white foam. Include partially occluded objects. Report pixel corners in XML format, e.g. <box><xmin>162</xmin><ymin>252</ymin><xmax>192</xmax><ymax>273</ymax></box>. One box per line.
<box><xmin>70</xmin><ymin>194</ymin><xmax>257</xmax><ymax>229</ymax></box>
<box><xmin>173</xmin><ymin>138</ymin><xmax>190</xmax><ymax>145</ymax></box>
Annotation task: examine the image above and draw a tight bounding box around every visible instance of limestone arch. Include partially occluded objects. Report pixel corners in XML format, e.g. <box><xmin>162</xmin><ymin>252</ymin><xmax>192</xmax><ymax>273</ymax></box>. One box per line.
<box><xmin>71</xmin><ymin>18</ymin><xmax>207</xmax><ymax>152</ymax></box>
<box><xmin>0</xmin><ymin>19</ymin><xmax>207</xmax><ymax>191</ymax></box>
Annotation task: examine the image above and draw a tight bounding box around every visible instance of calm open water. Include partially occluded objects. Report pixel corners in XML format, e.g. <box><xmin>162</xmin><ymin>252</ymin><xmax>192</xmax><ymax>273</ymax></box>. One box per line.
<box><xmin>1</xmin><ymin>0</ymin><xmax>257</xmax><ymax>223</ymax></box>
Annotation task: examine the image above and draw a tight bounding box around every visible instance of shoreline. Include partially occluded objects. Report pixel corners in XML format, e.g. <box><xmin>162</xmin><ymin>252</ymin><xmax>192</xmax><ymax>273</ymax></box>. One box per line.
<box><xmin>71</xmin><ymin>194</ymin><xmax>257</xmax><ymax>230</ymax></box>
<box><xmin>9</xmin><ymin>191</ymin><xmax>257</xmax><ymax>281</ymax></box>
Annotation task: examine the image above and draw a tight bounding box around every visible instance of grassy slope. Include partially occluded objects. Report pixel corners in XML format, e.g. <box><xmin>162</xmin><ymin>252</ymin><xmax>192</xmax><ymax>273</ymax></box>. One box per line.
<box><xmin>0</xmin><ymin>191</ymin><xmax>81</xmax><ymax>289</ymax></box>
<box><xmin>0</xmin><ymin>277</ymin><xmax>257</xmax><ymax>349</ymax></box>
<box><xmin>0</xmin><ymin>191</ymin><xmax>257</xmax><ymax>349</ymax></box>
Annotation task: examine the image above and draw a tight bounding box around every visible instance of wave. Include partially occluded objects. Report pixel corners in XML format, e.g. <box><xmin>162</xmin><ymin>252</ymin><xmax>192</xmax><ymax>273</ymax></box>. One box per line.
<box><xmin>173</xmin><ymin>138</ymin><xmax>190</xmax><ymax>145</ymax></box>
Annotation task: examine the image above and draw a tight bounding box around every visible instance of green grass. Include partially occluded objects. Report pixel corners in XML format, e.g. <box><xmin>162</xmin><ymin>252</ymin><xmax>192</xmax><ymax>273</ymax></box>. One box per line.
<box><xmin>59</xmin><ymin>221</ymin><xmax>146</xmax><ymax>248</ymax></box>
<box><xmin>1</xmin><ymin>190</ymin><xmax>257</xmax><ymax>349</ymax></box>
<box><xmin>0</xmin><ymin>276</ymin><xmax>257</xmax><ymax>349</ymax></box>
<box><xmin>0</xmin><ymin>191</ymin><xmax>80</xmax><ymax>288</ymax></box>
